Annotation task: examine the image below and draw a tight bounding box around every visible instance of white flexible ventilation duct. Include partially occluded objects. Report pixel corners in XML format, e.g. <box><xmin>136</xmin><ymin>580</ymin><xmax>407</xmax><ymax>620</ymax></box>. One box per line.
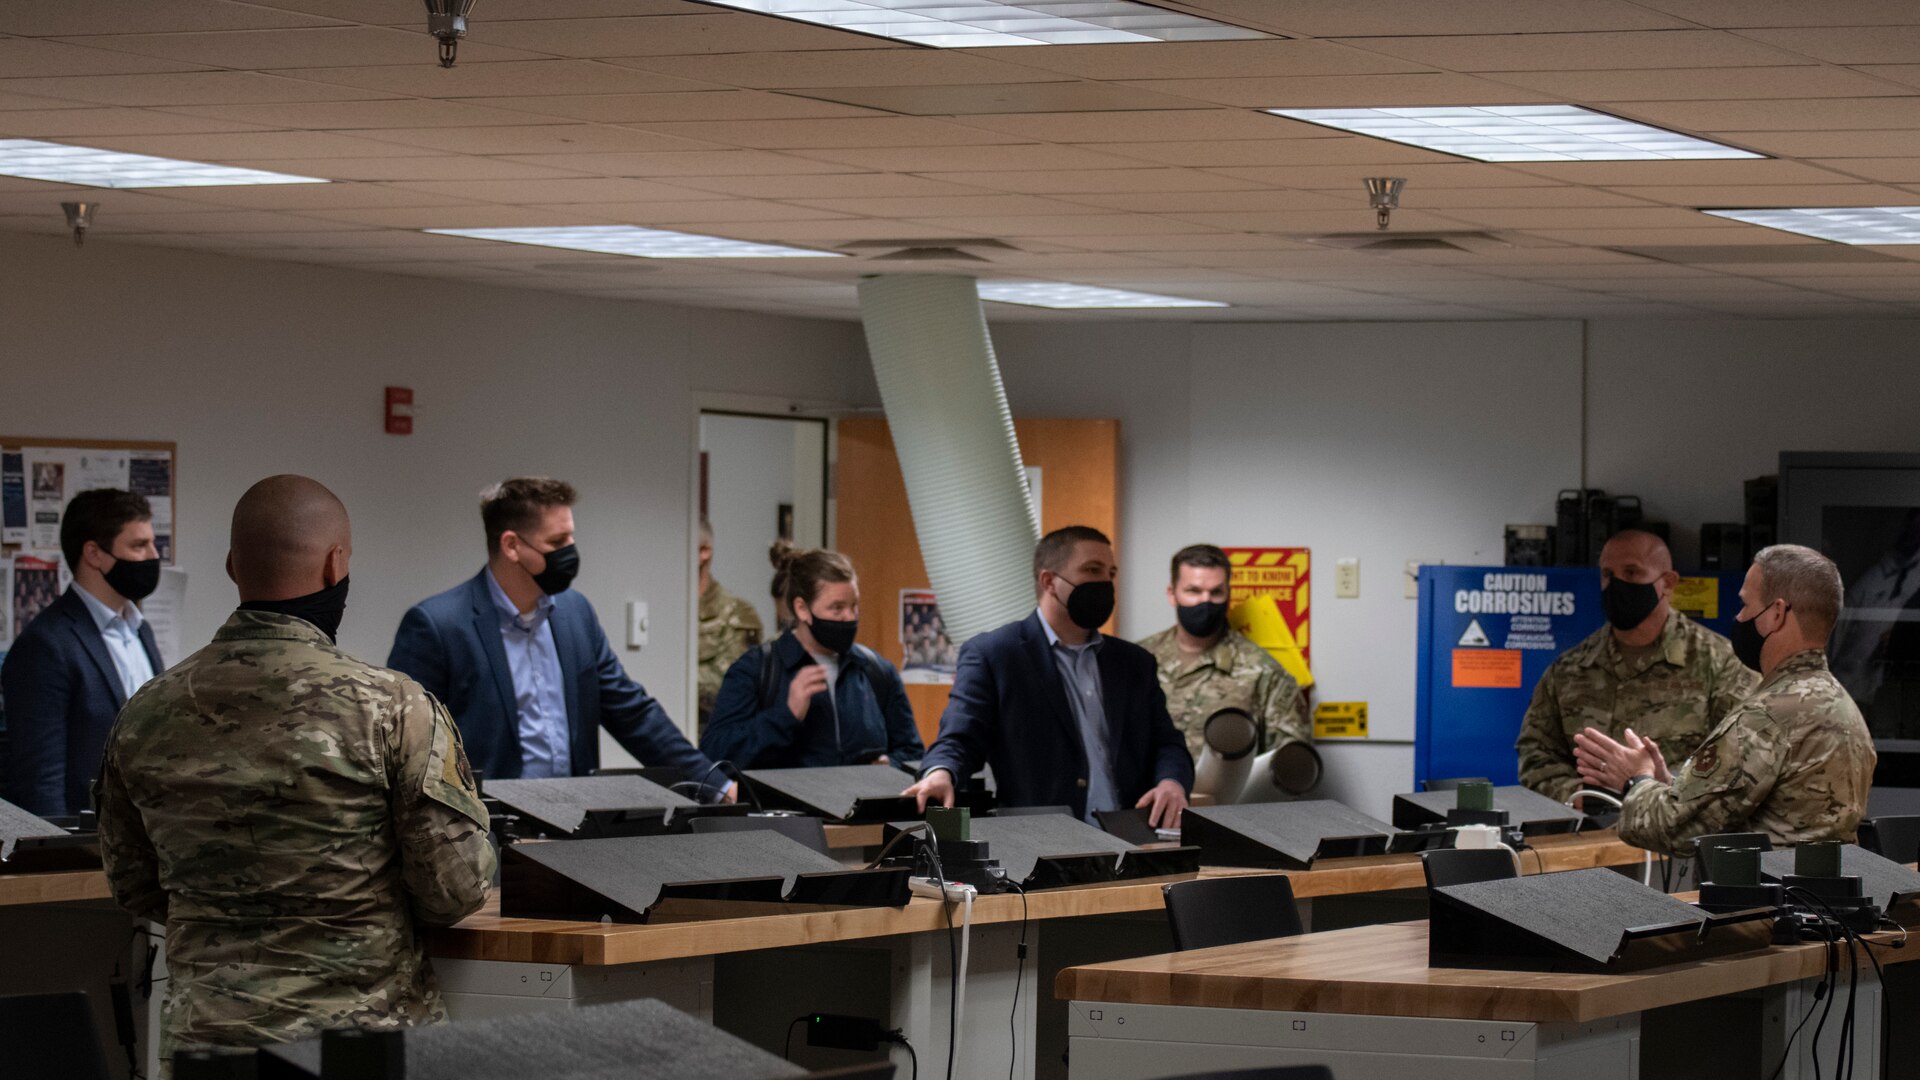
<box><xmin>858</xmin><ymin>274</ymin><xmax>1039</xmax><ymax>642</ymax></box>
<box><xmin>1192</xmin><ymin>709</ymin><xmax>1258</xmax><ymax>802</ymax></box>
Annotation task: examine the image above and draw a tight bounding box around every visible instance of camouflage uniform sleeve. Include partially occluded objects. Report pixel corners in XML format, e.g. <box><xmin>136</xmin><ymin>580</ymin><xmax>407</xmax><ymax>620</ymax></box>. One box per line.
<box><xmin>97</xmin><ymin>749</ymin><xmax>167</xmax><ymax>924</ymax></box>
<box><xmin>1514</xmin><ymin>667</ymin><xmax>1581</xmax><ymax>803</ymax></box>
<box><xmin>1619</xmin><ymin>706</ymin><xmax>1781</xmax><ymax>856</ymax></box>
<box><xmin>389</xmin><ymin>684</ymin><xmax>495</xmax><ymax>926</ymax></box>
<box><xmin>1259</xmin><ymin>664</ymin><xmax>1309</xmax><ymax>750</ymax></box>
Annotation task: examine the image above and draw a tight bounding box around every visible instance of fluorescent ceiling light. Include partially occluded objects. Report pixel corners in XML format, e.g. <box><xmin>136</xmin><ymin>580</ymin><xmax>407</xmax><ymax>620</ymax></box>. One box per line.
<box><xmin>976</xmin><ymin>281</ymin><xmax>1226</xmax><ymax>308</ymax></box>
<box><xmin>697</xmin><ymin>0</ymin><xmax>1267</xmax><ymax>47</ymax></box>
<box><xmin>1266</xmin><ymin>106</ymin><xmax>1762</xmax><ymax>162</ymax></box>
<box><xmin>0</xmin><ymin>138</ymin><xmax>326</xmax><ymax>188</ymax></box>
<box><xmin>424</xmin><ymin>225</ymin><xmax>844</xmax><ymax>258</ymax></box>
<box><xmin>1702</xmin><ymin>207</ymin><xmax>1920</xmax><ymax>245</ymax></box>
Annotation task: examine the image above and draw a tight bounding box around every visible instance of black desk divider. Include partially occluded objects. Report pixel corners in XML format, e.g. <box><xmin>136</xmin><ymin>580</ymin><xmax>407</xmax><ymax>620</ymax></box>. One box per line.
<box><xmin>743</xmin><ymin>764</ymin><xmax>989</xmax><ymax>823</ymax></box>
<box><xmin>1429</xmin><ymin>866</ymin><xmax>1774</xmax><ymax>973</ymax></box>
<box><xmin>500</xmin><ymin>831</ymin><xmax>908</xmax><ymax>923</ymax></box>
<box><xmin>483</xmin><ymin>776</ymin><xmax>744</xmax><ymax>839</ymax></box>
<box><xmin>1391</xmin><ymin>785</ymin><xmax>1587</xmax><ymax>836</ymax></box>
<box><xmin>254</xmin><ymin>997</ymin><xmax>840</xmax><ymax>1080</ymax></box>
<box><xmin>881</xmin><ymin>814</ymin><xmax>1200</xmax><ymax>890</ymax></box>
<box><xmin>1759</xmin><ymin>844</ymin><xmax>1920</xmax><ymax>913</ymax></box>
<box><xmin>0</xmin><ymin>798</ymin><xmax>97</xmax><ymax>871</ymax></box>
<box><xmin>1180</xmin><ymin>801</ymin><xmax>1395</xmax><ymax>869</ymax></box>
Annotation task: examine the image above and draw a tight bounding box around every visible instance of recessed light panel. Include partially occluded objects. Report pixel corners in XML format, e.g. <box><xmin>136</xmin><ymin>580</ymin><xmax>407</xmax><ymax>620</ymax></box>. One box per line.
<box><xmin>1703</xmin><ymin>207</ymin><xmax>1920</xmax><ymax>245</ymax></box>
<box><xmin>0</xmin><ymin>138</ymin><xmax>327</xmax><ymax>188</ymax></box>
<box><xmin>698</xmin><ymin>0</ymin><xmax>1268</xmax><ymax>47</ymax></box>
<box><xmin>424</xmin><ymin>225</ymin><xmax>844</xmax><ymax>258</ymax></box>
<box><xmin>976</xmin><ymin>281</ymin><xmax>1226</xmax><ymax>308</ymax></box>
<box><xmin>1266</xmin><ymin>106</ymin><xmax>1762</xmax><ymax>162</ymax></box>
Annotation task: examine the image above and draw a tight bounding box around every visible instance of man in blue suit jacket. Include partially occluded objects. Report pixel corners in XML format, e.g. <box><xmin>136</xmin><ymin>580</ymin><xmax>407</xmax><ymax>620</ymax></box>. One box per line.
<box><xmin>387</xmin><ymin>478</ymin><xmax>729</xmax><ymax>799</ymax></box>
<box><xmin>2</xmin><ymin>489</ymin><xmax>166</xmax><ymax>815</ymax></box>
<box><xmin>906</xmin><ymin>526</ymin><xmax>1193</xmax><ymax>826</ymax></box>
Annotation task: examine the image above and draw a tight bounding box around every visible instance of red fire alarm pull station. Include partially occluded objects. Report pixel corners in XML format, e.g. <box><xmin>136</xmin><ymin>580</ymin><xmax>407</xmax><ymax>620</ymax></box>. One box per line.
<box><xmin>385</xmin><ymin>387</ymin><xmax>414</xmax><ymax>435</ymax></box>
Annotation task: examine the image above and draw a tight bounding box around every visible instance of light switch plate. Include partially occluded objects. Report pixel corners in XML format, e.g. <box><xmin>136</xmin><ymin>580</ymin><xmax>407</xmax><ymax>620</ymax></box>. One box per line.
<box><xmin>1335</xmin><ymin>558</ymin><xmax>1360</xmax><ymax>599</ymax></box>
<box><xmin>626</xmin><ymin>600</ymin><xmax>648</xmax><ymax>650</ymax></box>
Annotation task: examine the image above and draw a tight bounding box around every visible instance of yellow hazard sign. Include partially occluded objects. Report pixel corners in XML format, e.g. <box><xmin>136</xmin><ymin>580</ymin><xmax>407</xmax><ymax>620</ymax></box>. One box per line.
<box><xmin>1672</xmin><ymin>576</ymin><xmax>1719</xmax><ymax>620</ymax></box>
<box><xmin>1313</xmin><ymin>701</ymin><xmax>1368</xmax><ymax>739</ymax></box>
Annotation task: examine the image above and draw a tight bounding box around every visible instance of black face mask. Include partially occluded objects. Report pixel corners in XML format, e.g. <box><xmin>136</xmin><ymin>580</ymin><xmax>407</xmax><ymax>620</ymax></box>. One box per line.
<box><xmin>1730</xmin><ymin>601</ymin><xmax>1785</xmax><ymax>672</ymax></box>
<box><xmin>530</xmin><ymin>543</ymin><xmax>579</xmax><ymax>596</ymax></box>
<box><xmin>103</xmin><ymin>556</ymin><xmax>162</xmax><ymax>603</ymax></box>
<box><xmin>804</xmin><ymin>613</ymin><xmax>859</xmax><ymax>655</ymax></box>
<box><xmin>1176</xmin><ymin>599</ymin><xmax>1229</xmax><ymax>639</ymax></box>
<box><xmin>240</xmin><ymin>575</ymin><xmax>350</xmax><ymax>644</ymax></box>
<box><xmin>1600</xmin><ymin>577</ymin><xmax>1661</xmax><ymax>632</ymax></box>
<box><xmin>1057</xmin><ymin>577</ymin><xmax>1116</xmax><ymax>631</ymax></box>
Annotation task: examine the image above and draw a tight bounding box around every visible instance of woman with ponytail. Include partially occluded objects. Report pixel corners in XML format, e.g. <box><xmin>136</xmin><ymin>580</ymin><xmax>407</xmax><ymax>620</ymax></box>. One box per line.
<box><xmin>701</xmin><ymin>542</ymin><xmax>923</xmax><ymax>770</ymax></box>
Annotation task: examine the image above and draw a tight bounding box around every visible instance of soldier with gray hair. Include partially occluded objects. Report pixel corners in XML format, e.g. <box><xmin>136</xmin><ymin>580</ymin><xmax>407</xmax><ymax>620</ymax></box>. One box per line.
<box><xmin>1574</xmin><ymin>543</ymin><xmax>1876</xmax><ymax>856</ymax></box>
<box><xmin>97</xmin><ymin>475</ymin><xmax>494</xmax><ymax>1068</ymax></box>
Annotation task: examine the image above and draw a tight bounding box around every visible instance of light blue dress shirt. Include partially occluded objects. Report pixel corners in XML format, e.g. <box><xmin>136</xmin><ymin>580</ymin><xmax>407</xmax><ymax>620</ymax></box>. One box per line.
<box><xmin>487</xmin><ymin>569</ymin><xmax>572</xmax><ymax>779</ymax></box>
<box><xmin>74</xmin><ymin>585</ymin><xmax>156</xmax><ymax>703</ymax></box>
<box><xmin>1040</xmin><ymin>615</ymin><xmax>1118</xmax><ymax>822</ymax></box>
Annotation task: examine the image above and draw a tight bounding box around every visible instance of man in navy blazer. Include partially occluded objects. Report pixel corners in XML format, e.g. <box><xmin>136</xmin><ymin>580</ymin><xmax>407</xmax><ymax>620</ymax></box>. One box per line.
<box><xmin>2</xmin><ymin>489</ymin><xmax>166</xmax><ymax>815</ymax></box>
<box><xmin>387</xmin><ymin>478</ymin><xmax>730</xmax><ymax>799</ymax></box>
<box><xmin>906</xmin><ymin>526</ymin><xmax>1193</xmax><ymax>826</ymax></box>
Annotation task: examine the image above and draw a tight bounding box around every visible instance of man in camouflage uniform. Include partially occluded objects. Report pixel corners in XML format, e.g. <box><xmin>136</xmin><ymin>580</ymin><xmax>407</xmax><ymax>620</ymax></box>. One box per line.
<box><xmin>1138</xmin><ymin>544</ymin><xmax>1308</xmax><ymax>762</ymax></box>
<box><xmin>1516</xmin><ymin>530</ymin><xmax>1756</xmax><ymax>803</ymax></box>
<box><xmin>697</xmin><ymin>517</ymin><xmax>761</xmax><ymax>730</ymax></box>
<box><xmin>97</xmin><ymin>475</ymin><xmax>494</xmax><ymax>1067</ymax></box>
<box><xmin>1576</xmin><ymin>544</ymin><xmax>1876</xmax><ymax>856</ymax></box>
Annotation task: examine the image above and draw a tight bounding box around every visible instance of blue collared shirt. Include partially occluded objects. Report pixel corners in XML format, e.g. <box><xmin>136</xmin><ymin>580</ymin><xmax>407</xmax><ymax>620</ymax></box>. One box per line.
<box><xmin>1040</xmin><ymin>614</ymin><xmax>1118</xmax><ymax>822</ymax></box>
<box><xmin>74</xmin><ymin>585</ymin><xmax>156</xmax><ymax>703</ymax></box>
<box><xmin>486</xmin><ymin>569</ymin><xmax>571</xmax><ymax>779</ymax></box>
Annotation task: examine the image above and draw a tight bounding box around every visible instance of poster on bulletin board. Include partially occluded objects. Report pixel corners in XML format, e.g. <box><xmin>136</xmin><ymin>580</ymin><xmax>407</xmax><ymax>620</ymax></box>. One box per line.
<box><xmin>1221</xmin><ymin>546</ymin><xmax>1312</xmax><ymax>690</ymax></box>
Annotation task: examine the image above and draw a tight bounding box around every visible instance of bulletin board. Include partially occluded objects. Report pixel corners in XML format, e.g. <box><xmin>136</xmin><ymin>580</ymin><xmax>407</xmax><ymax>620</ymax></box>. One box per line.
<box><xmin>1</xmin><ymin>437</ymin><xmax>178</xmax><ymax>652</ymax></box>
<box><xmin>836</xmin><ymin>417</ymin><xmax>1118</xmax><ymax>748</ymax></box>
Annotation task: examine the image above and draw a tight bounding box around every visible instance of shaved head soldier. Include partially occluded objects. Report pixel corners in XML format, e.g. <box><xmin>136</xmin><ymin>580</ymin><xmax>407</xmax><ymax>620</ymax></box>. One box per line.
<box><xmin>97</xmin><ymin>475</ymin><xmax>494</xmax><ymax>1068</ymax></box>
<box><xmin>1516</xmin><ymin>529</ymin><xmax>1757</xmax><ymax>805</ymax></box>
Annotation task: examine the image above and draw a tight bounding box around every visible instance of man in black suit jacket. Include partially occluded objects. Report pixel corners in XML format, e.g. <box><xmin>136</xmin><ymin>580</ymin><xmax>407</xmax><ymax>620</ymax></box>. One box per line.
<box><xmin>2</xmin><ymin>488</ymin><xmax>165</xmax><ymax>815</ymax></box>
<box><xmin>906</xmin><ymin>526</ymin><xmax>1193</xmax><ymax>826</ymax></box>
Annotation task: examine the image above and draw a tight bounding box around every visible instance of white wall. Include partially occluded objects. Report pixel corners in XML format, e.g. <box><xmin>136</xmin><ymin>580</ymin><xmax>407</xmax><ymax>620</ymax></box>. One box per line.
<box><xmin>988</xmin><ymin>314</ymin><xmax>1920</xmax><ymax>819</ymax></box>
<box><xmin>0</xmin><ymin>232</ymin><xmax>872</xmax><ymax>764</ymax></box>
<box><xmin>702</xmin><ymin>412</ymin><xmax>826</xmax><ymax>632</ymax></box>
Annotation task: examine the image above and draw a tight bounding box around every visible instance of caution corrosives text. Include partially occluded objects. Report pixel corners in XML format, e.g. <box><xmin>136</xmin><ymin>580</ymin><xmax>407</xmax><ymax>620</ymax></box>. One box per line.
<box><xmin>1453</xmin><ymin>572</ymin><xmax>1576</xmax><ymax>615</ymax></box>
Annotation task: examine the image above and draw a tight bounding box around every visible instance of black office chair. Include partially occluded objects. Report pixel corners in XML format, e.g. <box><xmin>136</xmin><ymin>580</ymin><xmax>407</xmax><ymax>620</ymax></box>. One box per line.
<box><xmin>0</xmin><ymin>992</ymin><xmax>112</xmax><ymax>1080</ymax></box>
<box><xmin>1162</xmin><ymin>875</ymin><xmax>1304</xmax><ymax>951</ymax></box>
<box><xmin>1421</xmin><ymin>848</ymin><xmax>1519</xmax><ymax>890</ymax></box>
<box><xmin>1421</xmin><ymin>776</ymin><xmax>1491</xmax><ymax>793</ymax></box>
<box><xmin>1860</xmin><ymin>815</ymin><xmax>1920</xmax><ymax>865</ymax></box>
<box><xmin>688</xmin><ymin>813</ymin><xmax>831</xmax><ymax>856</ymax></box>
<box><xmin>1692</xmin><ymin>831</ymin><xmax>1771</xmax><ymax>882</ymax></box>
<box><xmin>994</xmin><ymin>805</ymin><xmax>1073</xmax><ymax>817</ymax></box>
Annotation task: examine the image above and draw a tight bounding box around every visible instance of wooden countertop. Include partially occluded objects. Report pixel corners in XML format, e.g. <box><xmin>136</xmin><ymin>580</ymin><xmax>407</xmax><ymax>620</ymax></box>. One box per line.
<box><xmin>1056</xmin><ymin>915</ymin><xmax>1918</xmax><ymax>1024</ymax></box>
<box><xmin>0</xmin><ymin>868</ymin><xmax>114</xmax><ymax>907</ymax></box>
<box><xmin>426</xmin><ymin>832</ymin><xmax>1645</xmax><ymax>967</ymax></box>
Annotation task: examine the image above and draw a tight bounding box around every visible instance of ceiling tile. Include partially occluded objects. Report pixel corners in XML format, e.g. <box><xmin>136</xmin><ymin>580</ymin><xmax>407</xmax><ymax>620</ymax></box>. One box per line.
<box><xmin>0</xmin><ymin>107</ymin><xmax>270</xmax><ymax>137</ymax></box>
<box><xmin>1498</xmin><ymin>159</ymin><xmax>1857</xmax><ymax>185</ymax></box>
<box><xmin>151</xmin><ymin>182</ymin><xmax>489</xmax><ymax>210</ymax></box>
<box><xmin>1480</xmin><ymin>66</ymin><xmax>1912</xmax><ymax>101</ymax></box>
<box><xmin>1388</xmin><ymin>187</ymin><xmax>1659</xmax><ymax>209</ymax></box>
<box><xmin>1816</xmin><ymin>158</ymin><xmax>1920</xmax><ymax>182</ymax></box>
<box><xmin>1339</xmin><ymin>30</ymin><xmax>1803</xmax><ymax>71</ymax></box>
<box><xmin>278</xmin><ymin>59</ymin><xmax>720</xmax><ymax>98</ymax></box>
<box><xmin>1429</xmin><ymin>206</ymin><xmax>1744</xmax><ymax>229</ymax></box>
<box><xmin>1738</xmin><ymin>27</ymin><xmax>1920</xmax><ymax>64</ymax></box>
<box><xmin>493</xmin><ymin>150</ymin><xmax>858</xmax><ymax>176</ymax></box>
<box><xmin>1719</xmin><ymin>129</ymin><xmax>1920</xmax><ymax>156</ymax></box>
<box><xmin>0</xmin><ymin>1</ymin><xmax>337</xmax><ymax>36</ymax></box>
<box><xmin>476</xmin><ymin>14</ymin><xmax>901</xmax><ymax>57</ymax></box>
<box><xmin>785</xmin><ymin>193</ymin><xmax>1107</xmax><ymax>217</ymax></box>
<box><xmin>1601</xmin><ymin>183</ymin><xmax>1916</xmax><ymax>206</ymax></box>
<box><xmin>914</xmin><ymin>168</ymin><xmax>1267</xmax><ymax>194</ymax></box>
<box><xmin>0</xmin><ymin>71</ymin><xmax>403</xmax><ymax>106</ymax></box>
<box><xmin>382</xmin><ymin>177</ymin><xmax>716</xmax><ymax>203</ymax></box>
<box><xmin>1203</xmin><ymin>163</ymin><xmax>1555</xmax><ymax>188</ymax></box>
<box><xmin>219</xmin><ymin>156</ymin><xmax>587</xmax><ymax>181</ymax></box>
<box><xmin>627</xmin><ymin>117</ymin><xmax>1018</xmax><ymax>150</ymax></box>
<box><xmin>1048</xmin><ymin>189</ymin><xmax>1353</xmax><ymax>213</ymax></box>
<box><xmin>72</xmin><ymin>129</ymin><xmax>426</xmax><ymax>159</ymax></box>
<box><xmin>1517</xmin><ymin>226</ymin><xmax>1825</xmax><ymax>246</ymax></box>
<box><xmin>525</xmin><ymin>199</ymin><xmax>852</xmax><ymax>224</ymax></box>
<box><xmin>89</xmin><ymin>208</ymin><xmax>368</xmax><ymax>232</ymax></box>
<box><xmin>782</xmin><ymin>82</ymin><xmax>1215</xmax><ymax>116</ymax></box>
<box><xmin>466</xmin><ymin>91</ymin><xmax>879</xmax><ymax>124</ymax></box>
<box><xmin>1856</xmin><ymin>66</ymin><xmax>1920</xmax><ymax>92</ymax></box>
<box><xmin>609</xmin><ymin>50</ymin><xmax>1071</xmax><ymax>90</ymax></box>
<box><xmin>163</xmin><ymin>98</ymin><xmax>564</xmax><ymax>129</ymax></box>
<box><xmin>791</xmin><ymin>144</ymin><xmax>1151</xmax><ymax>172</ymax></box>
<box><xmin>1123</xmin><ymin>73</ymin><xmax>1559</xmax><ymax>109</ymax></box>
<box><xmin>661</xmin><ymin>173</ymin><xmax>998</xmax><ymax>198</ymax></box>
<box><xmin>978</xmin><ymin>39</ymin><xmax>1429</xmax><ymax>81</ymax></box>
<box><xmin>872</xmin><ymin>212</ymin><xmax>1229</xmax><ymax>238</ymax></box>
<box><xmin>293</xmin><ymin>205</ymin><xmax>610</xmax><ymax>229</ymax></box>
<box><xmin>1153</xmin><ymin>208</ymin><xmax>1475</xmax><ymax>233</ymax></box>
<box><xmin>1608</xmin><ymin>97</ymin><xmax>1920</xmax><ymax>132</ymax></box>
<box><xmin>0</xmin><ymin>36</ymin><xmax>213</xmax><ymax>76</ymax></box>
<box><xmin>1098</xmin><ymin>137</ymin><xmax>1459</xmax><ymax>168</ymax></box>
<box><xmin>952</xmin><ymin>109</ymin><xmax>1310</xmax><ymax>144</ymax></box>
<box><xmin>49</xmin><ymin>27</ymin><xmax>546</xmax><ymax>69</ymax></box>
<box><xmin>338</xmin><ymin>124</ymin><xmax>723</xmax><ymax>155</ymax></box>
<box><xmin>1182</xmin><ymin>0</ymin><xmax>1688</xmax><ymax>36</ymax></box>
<box><xmin>0</xmin><ymin>89</ymin><xmax>92</xmax><ymax>110</ymax></box>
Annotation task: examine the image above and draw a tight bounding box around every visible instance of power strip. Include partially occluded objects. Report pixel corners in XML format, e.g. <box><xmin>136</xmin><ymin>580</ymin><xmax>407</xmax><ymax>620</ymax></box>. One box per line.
<box><xmin>909</xmin><ymin>877</ymin><xmax>979</xmax><ymax>902</ymax></box>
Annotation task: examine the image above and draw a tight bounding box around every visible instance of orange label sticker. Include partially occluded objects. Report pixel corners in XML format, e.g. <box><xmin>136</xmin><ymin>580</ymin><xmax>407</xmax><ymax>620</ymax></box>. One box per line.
<box><xmin>1452</xmin><ymin>649</ymin><xmax>1522</xmax><ymax>689</ymax></box>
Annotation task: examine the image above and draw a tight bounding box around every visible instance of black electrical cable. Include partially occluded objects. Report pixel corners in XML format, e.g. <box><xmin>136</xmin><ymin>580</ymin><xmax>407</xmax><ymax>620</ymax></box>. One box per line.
<box><xmin>783</xmin><ymin>1015</ymin><xmax>809</xmax><ymax>1061</ymax></box>
<box><xmin>919</xmin><ymin>831</ymin><xmax>960</xmax><ymax>1080</ymax></box>
<box><xmin>865</xmin><ymin>823</ymin><xmax>929</xmax><ymax>870</ymax></box>
<box><xmin>886</xmin><ymin>1031</ymin><xmax>919</xmax><ymax>1080</ymax></box>
<box><xmin>1006</xmin><ymin>881</ymin><xmax>1029</xmax><ymax>1080</ymax></box>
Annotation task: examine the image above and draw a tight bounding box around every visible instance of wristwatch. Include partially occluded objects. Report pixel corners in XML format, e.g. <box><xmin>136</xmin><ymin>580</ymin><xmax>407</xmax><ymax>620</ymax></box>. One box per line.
<box><xmin>1621</xmin><ymin>774</ymin><xmax>1655</xmax><ymax>799</ymax></box>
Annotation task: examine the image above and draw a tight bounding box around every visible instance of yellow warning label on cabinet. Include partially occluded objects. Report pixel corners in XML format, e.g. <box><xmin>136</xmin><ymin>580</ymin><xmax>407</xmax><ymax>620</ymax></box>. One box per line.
<box><xmin>1313</xmin><ymin>701</ymin><xmax>1369</xmax><ymax>739</ymax></box>
<box><xmin>1672</xmin><ymin>577</ymin><xmax>1719</xmax><ymax>620</ymax></box>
